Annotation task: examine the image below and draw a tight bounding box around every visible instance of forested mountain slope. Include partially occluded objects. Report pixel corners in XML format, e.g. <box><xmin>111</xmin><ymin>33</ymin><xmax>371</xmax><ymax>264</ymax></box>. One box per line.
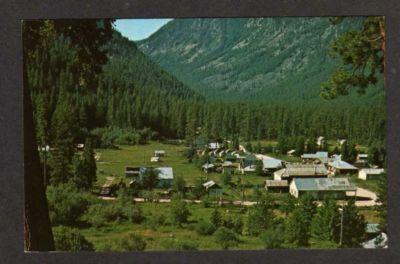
<box><xmin>138</xmin><ymin>17</ymin><xmax>383</xmax><ymax>102</ymax></box>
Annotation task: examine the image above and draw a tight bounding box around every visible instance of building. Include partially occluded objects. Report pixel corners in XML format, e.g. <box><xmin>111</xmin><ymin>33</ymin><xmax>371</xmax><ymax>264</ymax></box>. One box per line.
<box><xmin>156</xmin><ymin>167</ymin><xmax>174</xmax><ymax>188</ymax></box>
<box><xmin>327</xmin><ymin>160</ymin><xmax>358</xmax><ymax>175</ymax></box>
<box><xmin>202</xmin><ymin>163</ymin><xmax>215</xmax><ymax>173</ymax></box>
<box><xmin>203</xmin><ymin>180</ymin><xmax>223</xmax><ymax>197</ymax></box>
<box><xmin>358</xmin><ymin>168</ymin><xmax>385</xmax><ymax>180</ymax></box>
<box><xmin>289</xmin><ymin>177</ymin><xmax>357</xmax><ymax>199</ymax></box>
<box><xmin>274</xmin><ymin>163</ymin><xmax>328</xmax><ymax>181</ymax></box>
<box><xmin>338</xmin><ymin>139</ymin><xmax>347</xmax><ymax>146</ymax></box>
<box><xmin>265</xmin><ymin>180</ymin><xmax>289</xmax><ymax>193</ymax></box>
<box><xmin>151</xmin><ymin>156</ymin><xmax>160</xmax><ymax>162</ymax></box>
<box><xmin>287</xmin><ymin>149</ymin><xmax>296</xmax><ymax>156</ymax></box>
<box><xmin>261</xmin><ymin>157</ymin><xmax>283</xmax><ymax>172</ymax></box>
<box><xmin>125</xmin><ymin>166</ymin><xmax>141</xmax><ymax>178</ymax></box>
<box><xmin>154</xmin><ymin>150</ymin><xmax>166</xmax><ymax>157</ymax></box>
<box><xmin>208</xmin><ymin>142</ymin><xmax>221</xmax><ymax>150</ymax></box>
<box><xmin>243</xmin><ymin>164</ymin><xmax>257</xmax><ymax>173</ymax></box>
<box><xmin>301</xmin><ymin>151</ymin><xmax>328</xmax><ymax>163</ymax></box>
<box><xmin>354</xmin><ymin>153</ymin><xmax>369</xmax><ymax>168</ymax></box>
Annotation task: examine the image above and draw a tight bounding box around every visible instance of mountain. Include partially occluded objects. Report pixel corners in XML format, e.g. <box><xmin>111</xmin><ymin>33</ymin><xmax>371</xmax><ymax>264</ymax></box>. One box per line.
<box><xmin>138</xmin><ymin>17</ymin><xmax>383</xmax><ymax>102</ymax></box>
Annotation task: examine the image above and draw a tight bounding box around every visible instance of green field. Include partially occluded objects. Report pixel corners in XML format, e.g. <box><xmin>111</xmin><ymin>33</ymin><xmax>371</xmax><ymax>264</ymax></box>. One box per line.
<box><xmin>95</xmin><ymin>141</ymin><xmax>267</xmax><ymax>200</ymax></box>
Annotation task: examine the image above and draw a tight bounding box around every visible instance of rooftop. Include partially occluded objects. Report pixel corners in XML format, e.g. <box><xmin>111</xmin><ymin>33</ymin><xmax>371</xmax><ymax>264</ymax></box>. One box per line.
<box><xmin>360</xmin><ymin>168</ymin><xmax>385</xmax><ymax>174</ymax></box>
<box><xmin>328</xmin><ymin>160</ymin><xmax>358</xmax><ymax>170</ymax></box>
<box><xmin>301</xmin><ymin>151</ymin><xmax>328</xmax><ymax>159</ymax></box>
<box><xmin>292</xmin><ymin>177</ymin><xmax>356</xmax><ymax>192</ymax></box>
<box><xmin>266</xmin><ymin>180</ymin><xmax>289</xmax><ymax>187</ymax></box>
<box><xmin>276</xmin><ymin>164</ymin><xmax>328</xmax><ymax>178</ymax></box>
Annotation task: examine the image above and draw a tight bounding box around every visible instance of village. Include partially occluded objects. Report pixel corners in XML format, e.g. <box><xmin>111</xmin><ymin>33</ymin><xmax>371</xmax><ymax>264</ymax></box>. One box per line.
<box><xmin>98</xmin><ymin>136</ymin><xmax>383</xmax><ymax>205</ymax></box>
<box><xmin>91</xmin><ymin>135</ymin><xmax>386</xmax><ymax>249</ymax></box>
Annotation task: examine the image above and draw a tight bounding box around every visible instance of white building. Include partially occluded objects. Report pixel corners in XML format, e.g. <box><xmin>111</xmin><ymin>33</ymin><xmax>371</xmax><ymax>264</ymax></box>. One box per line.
<box><xmin>358</xmin><ymin>168</ymin><xmax>385</xmax><ymax>180</ymax></box>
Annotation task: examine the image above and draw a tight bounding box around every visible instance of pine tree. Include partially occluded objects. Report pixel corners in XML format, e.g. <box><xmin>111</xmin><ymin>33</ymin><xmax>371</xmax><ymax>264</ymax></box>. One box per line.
<box><xmin>310</xmin><ymin>196</ymin><xmax>340</xmax><ymax>246</ymax></box>
<box><xmin>284</xmin><ymin>194</ymin><xmax>316</xmax><ymax>247</ymax></box>
<box><xmin>49</xmin><ymin>99</ymin><xmax>77</xmax><ymax>185</ymax></box>
<box><xmin>340</xmin><ymin>200</ymin><xmax>366</xmax><ymax>248</ymax></box>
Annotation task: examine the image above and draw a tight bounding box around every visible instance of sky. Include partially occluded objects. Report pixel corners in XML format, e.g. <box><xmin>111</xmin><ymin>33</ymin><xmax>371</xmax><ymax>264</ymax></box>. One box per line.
<box><xmin>114</xmin><ymin>19</ymin><xmax>172</xmax><ymax>41</ymax></box>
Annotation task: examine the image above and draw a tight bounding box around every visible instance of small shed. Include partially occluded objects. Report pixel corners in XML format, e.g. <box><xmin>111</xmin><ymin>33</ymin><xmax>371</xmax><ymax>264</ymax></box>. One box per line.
<box><xmin>289</xmin><ymin>177</ymin><xmax>357</xmax><ymax>199</ymax></box>
<box><xmin>151</xmin><ymin>156</ymin><xmax>161</xmax><ymax>162</ymax></box>
<box><xmin>208</xmin><ymin>142</ymin><xmax>221</xmax><ymax>150</ymax></box>
<box><xmin>265</xmin><ymin>180</ymin><xmax>289</xmax><ymax>193</ymax></box>
<box><xmin>203</xmin><ymin>180</ymin><xmax>223</xmax><ymax>197</ymax></box>
<box><xmin>358</xmin><ymin>168</ymin><xmax>385</xmax><ymax>180</ymax></box>
<box><xmin>125</xmin><ymin>166</ymin><xmax>141</xmax><ymax>178</ymax></box>
<box><xmin>202</xmin><ymin>163</ymin><xmax>215</xmax><ymax>173</ymax></box>
<box><xmin>154</xmin><ymin>150</ymin><xmax>166</xmax><ymax>157</ymax></box>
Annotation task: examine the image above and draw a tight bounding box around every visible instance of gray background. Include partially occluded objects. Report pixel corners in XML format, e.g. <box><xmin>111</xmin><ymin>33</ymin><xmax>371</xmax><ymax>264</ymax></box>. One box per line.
<box><xmin>0</xmin><ymin>0</ymin><xmax>399</xmax><ymax>263</ymax></box>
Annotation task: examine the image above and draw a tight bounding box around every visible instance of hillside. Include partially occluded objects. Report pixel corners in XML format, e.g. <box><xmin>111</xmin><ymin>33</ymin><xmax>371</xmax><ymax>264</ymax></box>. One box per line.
<box><xmin>138</xmin><ymin>17</ymin><xmax>383</xmax><ymax>102</ymax></box>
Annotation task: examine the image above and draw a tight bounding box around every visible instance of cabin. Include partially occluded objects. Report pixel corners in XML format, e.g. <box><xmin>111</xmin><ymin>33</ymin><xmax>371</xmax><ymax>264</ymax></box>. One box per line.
<box><xmin>222</xmin><ymin>162</ymin><xmax>240</xmax><ymax>175</ymax></box>
<box><xmin>318</xmin><ymin>154</ymin><xmax>342</xmax><ymax>165</ymax></box>
<box><xmin>125</xmin><ymin>166</ymin><xmax>141</xmax><ymax>179</ymax></box>
<box><xmin>208</xmin><ymin>142</ymin><xmax>221</xmax><ymax>150</ymax></box>
<box><xmin>358</xmin><ymin>168</ymin><xmax>385</xmax><ymax>180</ymax></box>
<box><xmin>265</xmin><ymin>180</ymin><xmax>289</xmax><ymax>193</ymax></box>
<box><xmin>203</xmin><ymin>180</ymin><xmax>223</xmax><ymax>197</ymax></box>
<box><xmin>354</xmin><ymin>153</ymin><xmax>369</xmax><ymax>168</ymax></box>
<box><xmin>327</xmin><ymin>160</ymin><xmax>358</xmax><ymax>175</ymax></box>
<box><xmin>301</xmin><ymin>152</ymin><xmax>328</xmax><ymax>163</ymax></box>
<box><xmin>195</xmin><ymin>138</ymin><xmax>207</xmax><ymax>149</ymax></box>
<box><xmin>100</xmin><ymin>176</ymin><xmax>122</xmax><ymax>196</ymax></box>
<box><xmin>151</xmin><ymin>156</ymin><xmax>161</xmax><ymax>162</ymax></box>
<box><xmin>338</xmin><ymin>139</ymin><xmax>347</xmax><ymax>146</ymax></box>
<box><xmin>202</xmin><ymin>163</ymin><xmax>215</xmax><ymax>173</ymax></box>
<box><xmin>156</xmin><ymin>167</ymin><xmax>174</xmax><ymax>188</ymax></box>
<box><xmin>289</xmin><ymin>177</ymin><xmax>357</xmax><ymax>199</ymax></box>
<box><xmin>154</xmin><ymin>150</ymin><xmax>166</xmax><ymax>157</ymax></box>
<box><xmin>244</xmin><ymin>154</ymin><xmax>257</xmax><ymax>167</ymax></box>
<box><xmin>287</xmin><ymin>149</ymin><xmax>296</xmax><ymax>156</ymax></box>
<box><xmin>261</xmin><ymin>157</ymin><xmax>283</xmax><ymax>173</ymax></box>
<box><xmin>274</xmin><ymin>163</ymin><xmax>328</xmax><ymax>181</ymax></box>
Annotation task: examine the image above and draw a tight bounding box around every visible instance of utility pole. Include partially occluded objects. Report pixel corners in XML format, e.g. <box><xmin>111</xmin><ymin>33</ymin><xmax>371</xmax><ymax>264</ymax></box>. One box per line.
<box><xmin>339</xmin><ymin>207</ymin><xmax>344</xmax><ymax>247</ymax></box>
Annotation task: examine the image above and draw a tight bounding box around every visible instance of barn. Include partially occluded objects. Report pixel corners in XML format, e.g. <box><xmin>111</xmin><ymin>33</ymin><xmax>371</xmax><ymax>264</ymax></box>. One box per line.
<box><xmin>289</xmin><ymin>177</ymin><xmax>357</xmax><ymax>199</ymax></box>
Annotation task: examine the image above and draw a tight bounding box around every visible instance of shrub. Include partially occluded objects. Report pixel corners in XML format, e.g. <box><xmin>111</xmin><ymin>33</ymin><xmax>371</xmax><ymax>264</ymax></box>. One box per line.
<box><xmin>260</xmin><ymin>228</ymin><xmax>284</xmax><ymax>249</ymax></box>
<box><xmin>214</xmin><ymin>227</ymin><xmax>239</xmax><ymax>250</ymax></box>
<box><xmin>146</xmin><ymin>212</ymin><xmax>166</xmax><ymax>230</ymax></box>
<box><xmin>53</xmin><ymin>226</ymin><xmax>94</xmax><ymax>251</ymax></box>
<box><xmin>84</xmin><ymin>202</ymin><xmax>126</xmax><ymax>227</ymax></box>
<box><xmin>47</xmin><ymin>183</ymin><xmax>94</xmax><ymax>226</ymax></box>
<box><xmin>170</xmin><ymin>199</ymin><xmax>191</xmax><ymax>226</ymax></box>
<box><xmin>161</xmin><ymin>239</ymin><xmax>198</xmax><ymax>251</ymax></box>
<box><xmin>223</xmin><ymin>215</ymin><xmax>243</xmax><ymax>234</ymax></box>
<box><xmin>118</xmin><ymin>233</ymin><xmax>147</xmax><ymax>251</ymax></box>
<box><xmin>195</xmin><ymin>220</ymin><xmax>216</xmax><ymax>235</ymax></box>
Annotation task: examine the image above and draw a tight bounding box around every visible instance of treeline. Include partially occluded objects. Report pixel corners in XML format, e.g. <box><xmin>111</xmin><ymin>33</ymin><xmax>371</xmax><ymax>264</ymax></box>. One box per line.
<box><xmin>28</xmin><ymin>26</ymin><xmax>385</xmax><ymax>155</ymax></box>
